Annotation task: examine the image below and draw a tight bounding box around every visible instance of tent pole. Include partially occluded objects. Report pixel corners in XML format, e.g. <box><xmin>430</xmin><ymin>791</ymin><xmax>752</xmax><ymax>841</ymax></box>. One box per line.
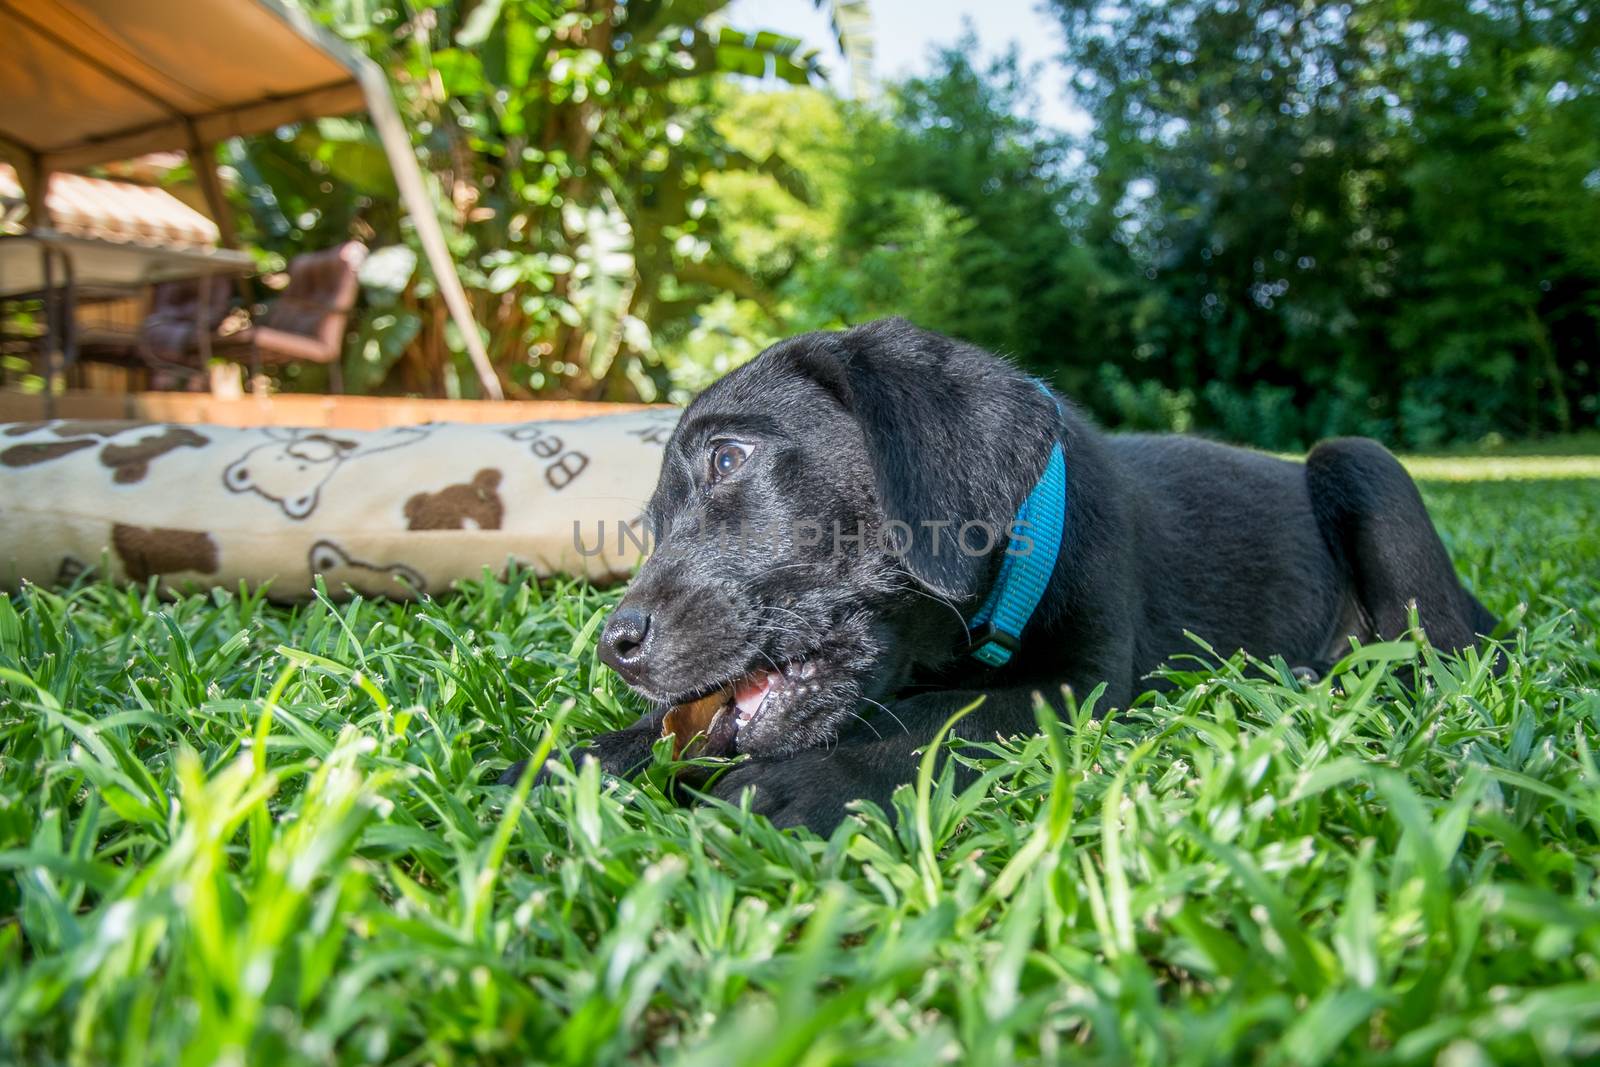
<box><xmin>356</xmin><ymin>69</ymin><xmax>504</xmax><ymax>401</ymax></box>
<box><xmin>252</xmin><ymin>0</ymin><xmax>502</xmax><ymax>399</ymax></box>
<box><xmin>4</xmin><ymin>147</ymin><xmax>52</xmax><ymax>229</ymax></box>
<box><xmin>184</xmin><ymin>125</ymin><xmax>239</xmax><ymax>250</ymax></box>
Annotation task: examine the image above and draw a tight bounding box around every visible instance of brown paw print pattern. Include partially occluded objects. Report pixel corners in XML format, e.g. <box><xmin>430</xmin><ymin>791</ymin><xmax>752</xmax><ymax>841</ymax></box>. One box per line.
<box><xmin>100</xmin><ymin>427</ymin><xmax>210</xmax><ymax>484</ymax></box>
<box><xmin>111</xmin><ymin>523</ymin><xmax>220</xmax><ymax>582</ymax></box>
<box><xmin>309</xmin><ymin>540</ymin><xmax>427</xmax><ymax>598</ymax></box>
<box><xmin>1</xmin><ymin>410</ymin><xmax>680</xmax><ymax>598</ymax></box>
<box><xmin>404</xmin><ymin>469</ymin><xmax>505</xmax><ymax>530</ymax></box>
<box><xmin>0</xmin><ymin>421</ymin><xmax>208</xmax><ymax>484</ymax></box>
<box><xmin>1</xmin><ymin>438</ymin><xmax>97</xmax><ymax>466</ymax></box>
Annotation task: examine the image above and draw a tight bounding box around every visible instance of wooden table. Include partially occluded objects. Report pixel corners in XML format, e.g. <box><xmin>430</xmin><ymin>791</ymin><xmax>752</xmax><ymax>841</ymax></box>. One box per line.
<box><xmin>0</xmin><ymin>229</ymin><xmax>256</xmax><ymax>411</ymax></box>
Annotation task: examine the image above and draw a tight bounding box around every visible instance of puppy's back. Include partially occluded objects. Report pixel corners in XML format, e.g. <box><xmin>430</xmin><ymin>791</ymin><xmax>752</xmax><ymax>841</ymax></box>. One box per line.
<box><xmin>1104</xmin><ymin>433</ymin><xmax>1346</xmax><ymax>669</ymax></box>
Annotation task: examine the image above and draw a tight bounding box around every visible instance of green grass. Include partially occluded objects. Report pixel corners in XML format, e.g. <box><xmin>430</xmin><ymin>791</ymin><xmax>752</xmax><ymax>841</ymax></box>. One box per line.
<box><xmin>2</xmin><ymin>455</ymin><xmax>1599</xmax><ymax>1066</ymax></box>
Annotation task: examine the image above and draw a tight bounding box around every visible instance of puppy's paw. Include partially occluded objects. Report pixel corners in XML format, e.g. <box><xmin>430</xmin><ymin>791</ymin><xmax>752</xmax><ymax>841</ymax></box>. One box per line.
<box><xmin>495</xmin><ymin>755</ymin><xmax>560</xmax><ymax>787</ymax></box>
<box><xmin>494</xmin><ymin>718</ymin><xmax>664</xmax><ymax>789</ymax></box>
<box><xmin>707</xmin><ymin>749</ymin><xmax>872</xmax><ymax>833</ymax></box>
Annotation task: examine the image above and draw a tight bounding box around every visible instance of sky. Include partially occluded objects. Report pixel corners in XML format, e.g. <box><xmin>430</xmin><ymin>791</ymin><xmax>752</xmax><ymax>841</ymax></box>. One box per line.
<box><xmin>722</xmin><ymin>0</ymin><xmax>1092</xmax><ymax>135</ymax></box>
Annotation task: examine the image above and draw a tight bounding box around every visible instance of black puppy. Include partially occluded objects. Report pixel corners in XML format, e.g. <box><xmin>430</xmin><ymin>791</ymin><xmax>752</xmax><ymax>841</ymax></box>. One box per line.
<box><xmin>517</xmin><ymin>318</ymin><xmax>1496</xmax><ymax>831</ymax></box>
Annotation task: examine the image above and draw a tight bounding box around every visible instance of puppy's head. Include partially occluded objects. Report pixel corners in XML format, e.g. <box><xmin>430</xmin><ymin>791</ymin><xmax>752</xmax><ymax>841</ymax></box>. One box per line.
<box><xmin>600</xmin><ymin>318</ymin><xmax>1062</xmax><ymax>756</ymax></box>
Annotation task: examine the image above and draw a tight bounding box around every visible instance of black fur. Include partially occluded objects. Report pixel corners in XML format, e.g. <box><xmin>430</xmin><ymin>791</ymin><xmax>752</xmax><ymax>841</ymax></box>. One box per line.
<box><xmin>506</xmin><ymin>319</ymin><xmax>1496</xmax><ymax>832</ymax></box>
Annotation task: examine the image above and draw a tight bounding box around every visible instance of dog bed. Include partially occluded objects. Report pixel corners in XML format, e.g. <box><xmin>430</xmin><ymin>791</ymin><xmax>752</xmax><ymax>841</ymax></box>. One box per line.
<box><xmin>0</xmin><ymin>410</ymin><xmax>680</xmax><ymax>598</ymax></box>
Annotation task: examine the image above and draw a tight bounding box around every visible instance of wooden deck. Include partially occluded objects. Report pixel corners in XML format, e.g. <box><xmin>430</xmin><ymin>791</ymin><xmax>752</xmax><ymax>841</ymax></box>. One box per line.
<box><xmin>0</xmin><ymin>389</ymin><xmax>662</xmax><ymax>428</ymax></box>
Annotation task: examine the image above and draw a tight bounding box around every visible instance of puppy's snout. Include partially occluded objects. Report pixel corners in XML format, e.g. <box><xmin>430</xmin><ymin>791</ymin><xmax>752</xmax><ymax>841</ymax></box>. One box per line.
<box><xmin>598</xmin><ymin>603</ymin><xmax>653</xmax><ymax>683</ymax></box>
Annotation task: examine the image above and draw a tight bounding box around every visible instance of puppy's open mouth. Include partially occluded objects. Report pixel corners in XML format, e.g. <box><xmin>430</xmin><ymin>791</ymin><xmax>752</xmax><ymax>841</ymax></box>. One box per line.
<box><xmin>662</xmin><ymin>659</ymin><xmax>819</xmax><ymax>757</ymax></box>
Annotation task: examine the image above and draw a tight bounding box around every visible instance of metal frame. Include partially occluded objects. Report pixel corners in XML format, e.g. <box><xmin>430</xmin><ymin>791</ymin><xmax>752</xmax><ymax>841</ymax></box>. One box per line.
<box><xmin>1</xmin><ymin>231</ymin><xmax>257</xmax><ymax>401</ymax></box>
<box><xmin>0</xmin><ymin>231</ymin><xmax>75</xmax><ymax>416</ymax></box>
<box><xmin>0</xmin><ymin>0</ymin><xmax>505</xmax><ymax>400</ymax></box>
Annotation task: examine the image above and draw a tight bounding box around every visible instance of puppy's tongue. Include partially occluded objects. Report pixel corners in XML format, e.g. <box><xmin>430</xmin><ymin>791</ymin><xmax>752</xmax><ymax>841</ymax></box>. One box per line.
<box><xmin>734</xmin><ymin>669</ymin><xmax>780</xmax><ymax>719</ymax></box>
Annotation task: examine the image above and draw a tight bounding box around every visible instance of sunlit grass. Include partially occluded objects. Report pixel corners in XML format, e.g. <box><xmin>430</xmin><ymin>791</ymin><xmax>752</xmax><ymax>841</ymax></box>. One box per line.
<box><xmin>1</xmin><ymin>453</ymin><xmax>1598</xmax><ymax>1064</ymax></box>
<box><xmin>1402</xmin><ymin>453</ymin><xmax>1600</xmax><ymax>482</ymax></box>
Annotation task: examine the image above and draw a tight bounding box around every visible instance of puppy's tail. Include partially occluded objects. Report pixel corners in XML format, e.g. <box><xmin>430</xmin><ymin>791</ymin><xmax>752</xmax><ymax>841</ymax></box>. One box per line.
<box><xmin>1305</xmin><ymin>437</ymin><xmax>1496</xmax><ymax>656</ymax></box>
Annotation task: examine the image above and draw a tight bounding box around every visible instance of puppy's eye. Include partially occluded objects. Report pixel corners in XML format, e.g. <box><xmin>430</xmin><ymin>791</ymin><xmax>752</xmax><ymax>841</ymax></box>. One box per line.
<box><xmin>708</xmin><ymin>441</ymin><xmax>750</xmax><ymax>482</ymax></box>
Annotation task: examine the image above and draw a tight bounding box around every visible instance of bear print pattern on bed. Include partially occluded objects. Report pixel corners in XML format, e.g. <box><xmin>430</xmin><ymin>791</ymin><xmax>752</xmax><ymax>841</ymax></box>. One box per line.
<box><xmin>0</xmin><ymin>410</ymin><xmax>681</xmax><ymax>598</ymax></box>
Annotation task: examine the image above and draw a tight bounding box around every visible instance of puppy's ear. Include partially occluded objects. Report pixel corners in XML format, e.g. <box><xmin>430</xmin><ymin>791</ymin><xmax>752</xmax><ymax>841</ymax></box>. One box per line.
<box><xmin>819</xmin><ymin>320</ymin><xmax>1062</xmax><ymax>604</ymax></box>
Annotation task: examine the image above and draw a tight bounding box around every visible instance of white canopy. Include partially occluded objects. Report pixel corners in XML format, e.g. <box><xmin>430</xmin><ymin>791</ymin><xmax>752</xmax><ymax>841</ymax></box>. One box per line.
<box><xmin>0</xmin><ymin>0</ymin><xmax>504</xmax><ymax>398</ymax></box>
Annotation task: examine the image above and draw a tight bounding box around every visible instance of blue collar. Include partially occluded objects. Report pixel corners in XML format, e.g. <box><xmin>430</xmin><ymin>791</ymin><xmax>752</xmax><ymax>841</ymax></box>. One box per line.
<box><xmin>967</xmin><ymin>385</ymin><xmax>1068</xmax><ymax>667</ymax></box>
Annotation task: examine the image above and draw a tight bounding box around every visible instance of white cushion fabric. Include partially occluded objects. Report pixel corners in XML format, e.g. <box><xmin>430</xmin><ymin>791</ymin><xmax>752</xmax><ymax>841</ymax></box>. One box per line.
<box><xmin>0</xmin><ymin>410</ymin><xmax>680</xmax><ymax>598</ymax></box>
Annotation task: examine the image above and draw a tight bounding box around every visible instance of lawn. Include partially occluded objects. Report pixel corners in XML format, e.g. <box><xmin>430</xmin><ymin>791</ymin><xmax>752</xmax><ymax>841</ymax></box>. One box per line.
<box><xmin>2</xmin><ymin>452</ymin><xmax>1598</xmax><ymax>1066</ymax></box>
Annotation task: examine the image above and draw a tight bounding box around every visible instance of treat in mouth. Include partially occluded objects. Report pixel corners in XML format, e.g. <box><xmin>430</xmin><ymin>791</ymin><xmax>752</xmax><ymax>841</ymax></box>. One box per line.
<box><xmin>660</xmin><ymin>660</ymin><xmax>819</xmax><ymax>757</ymax></box>
<box><xmin>660</xmin><ymin>689</ymin><xmax>737</xmax><ymax>758</ymax></box>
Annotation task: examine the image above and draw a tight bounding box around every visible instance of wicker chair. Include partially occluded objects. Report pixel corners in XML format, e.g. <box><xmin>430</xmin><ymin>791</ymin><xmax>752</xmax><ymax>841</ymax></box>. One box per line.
<box><xmin>215</xmin><ymin>242</ymin><xmax>366</xmax><ymax>392</ymax></box>
<box><xmin>128</xmin><ymin>275</ymin><xmax>235</xmax><ymax>389</ymax></box>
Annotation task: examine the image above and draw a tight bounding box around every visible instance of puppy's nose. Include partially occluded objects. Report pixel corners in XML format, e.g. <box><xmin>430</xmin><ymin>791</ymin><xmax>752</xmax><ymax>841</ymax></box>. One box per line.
<box><xmin>598</xmin><ymin>604</ymin><xmax>652</xmax><ymax>683</ymax></box>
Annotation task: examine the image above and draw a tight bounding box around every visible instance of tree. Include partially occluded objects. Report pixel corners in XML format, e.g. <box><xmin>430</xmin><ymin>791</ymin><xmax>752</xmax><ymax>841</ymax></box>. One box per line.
<box><xmin>1047</xmin><ymin>0</ymin><xmax>1600</xmax><ymax>446</ymax></box>
<box><xmin>771</xmin><ymin>42</ymin><xmax>1115</xmax><ymax>396</ymax></box>
<box><xmin>229</xmin><ymin>0</ymin><xmax>873</xmax><ymax>400</ymax></box>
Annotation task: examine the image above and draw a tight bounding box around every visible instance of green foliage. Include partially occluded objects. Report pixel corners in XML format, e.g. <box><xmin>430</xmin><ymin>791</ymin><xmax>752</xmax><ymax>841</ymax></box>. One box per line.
<box><xmin>216</xmin><ymin>1</ymin><xmax>1596</xmax><ymax>450</ymax></box>
<box><xmin>693</xmin><ymin>44</ymin><xmax>1130</xmax><ymax>406</ymax></box>
<box><xmin>767</xmin><ymin>2</ymin><xmax>1598</xmax><ymax>450</ymax></box>
<box><xmin>651</xmin><ymin>85</ymin><xmax>851</xmax><ymax>396</ymax></box>
<box><xmin>2</xmin><ymin>454</ymin><xmax>1600</xmax><ymax>1063</ymax></box>
<box><xmin>227</xmin><ymin>0</ymin><xmax>865</xmax><ymax>400</ymax></box>
<box><xmin>779</xmin><ymin>45</ymin><xmax>1117</xmax><ymax>394</ymax></box>
<box><xmin>1046</xmin><ymin>0</ymin><xmax>1600</xmax><ymax>447</ymax></box>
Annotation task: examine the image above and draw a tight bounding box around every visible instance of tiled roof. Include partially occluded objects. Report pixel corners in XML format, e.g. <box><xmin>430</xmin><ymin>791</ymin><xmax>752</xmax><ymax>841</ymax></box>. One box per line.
<box><xmin>0</xmin><ymin>164</ymin><xmax>218</xmax><ymax>249</ymax></box>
